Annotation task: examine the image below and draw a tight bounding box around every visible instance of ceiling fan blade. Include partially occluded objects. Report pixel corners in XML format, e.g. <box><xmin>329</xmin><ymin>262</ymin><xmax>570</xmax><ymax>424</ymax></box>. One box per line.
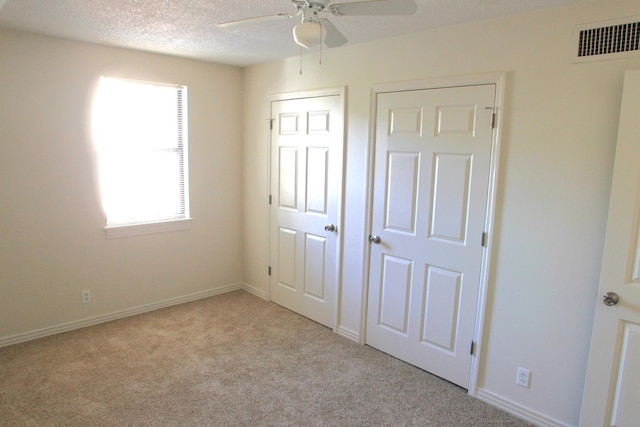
<box><xmin>328</xmin><ymin>0</ymin><xmax>418</xmax><ymax>16</ymax></box>
<box><xmin>320</xmin><ymin>19</ymin><xmax>348</xmax><ymax>48</ymax></box>
<box><xmin>217</xmin><ymin>13</ymin><xmax>297</xmax><ymax>28</ymax></box>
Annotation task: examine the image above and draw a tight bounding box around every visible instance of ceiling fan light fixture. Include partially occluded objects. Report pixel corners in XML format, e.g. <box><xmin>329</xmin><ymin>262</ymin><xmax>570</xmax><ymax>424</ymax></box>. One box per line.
<box><xmin>293</xmin><ymin>21</ymin><xmax>326</xmax><ymax>49</ymax></box>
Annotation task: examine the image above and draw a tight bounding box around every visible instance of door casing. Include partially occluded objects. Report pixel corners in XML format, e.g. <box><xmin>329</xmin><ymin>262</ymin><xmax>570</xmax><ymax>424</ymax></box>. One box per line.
<box><xmin>362</xmin><ymin>73</ymin><xmax>505</xmax><ymax>395</ymax></box>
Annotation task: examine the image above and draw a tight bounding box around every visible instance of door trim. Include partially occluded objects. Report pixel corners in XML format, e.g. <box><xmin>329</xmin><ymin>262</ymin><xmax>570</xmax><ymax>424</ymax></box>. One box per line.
<box><xmin>266</xmin><ymin>87</ymin><xmax>347</xmax><ymax>332</ymax></box>
<box><xmin>362</xmin><ymin>73</ymin><xmax>506</xmax><ymax>395</ymax></box>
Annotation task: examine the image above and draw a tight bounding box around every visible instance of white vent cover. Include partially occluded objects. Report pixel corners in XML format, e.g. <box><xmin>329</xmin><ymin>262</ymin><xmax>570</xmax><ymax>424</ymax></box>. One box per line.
<box><xmin>573</xmin><ymin>16</ymin><xmax>640</xmax><ymax>63</ymax></box>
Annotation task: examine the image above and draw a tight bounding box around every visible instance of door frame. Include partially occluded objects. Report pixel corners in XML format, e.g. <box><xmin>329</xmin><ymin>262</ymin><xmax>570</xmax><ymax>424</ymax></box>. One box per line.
<box><xmin>362</xmin><ymin>73</ymin><xmax>506</xmax><ymax>395</ymax></box>
<box><xmin>266</xmin><ymin>87</ymin><xmax>347</xmax><ymax>332</ymax></box>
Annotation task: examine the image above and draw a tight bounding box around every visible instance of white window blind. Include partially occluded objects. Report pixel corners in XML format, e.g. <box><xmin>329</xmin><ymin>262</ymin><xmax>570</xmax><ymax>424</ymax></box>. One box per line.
<box><xmin>93</xmin><ymin>77</ymin><xmax>190</xmax><ymax>236</ymax></box>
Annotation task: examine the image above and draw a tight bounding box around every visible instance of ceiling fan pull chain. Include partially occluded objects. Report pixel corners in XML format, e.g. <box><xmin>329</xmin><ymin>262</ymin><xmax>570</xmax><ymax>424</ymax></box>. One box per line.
<box><xmin>318</xmin><ymin>19</ymin><xmax>323</xmax><ymax>65</ymax></box>
<box><xmin>299</xmin><ymin>46</ymin><xmax>304</xmax><ymax>75</ymax></box>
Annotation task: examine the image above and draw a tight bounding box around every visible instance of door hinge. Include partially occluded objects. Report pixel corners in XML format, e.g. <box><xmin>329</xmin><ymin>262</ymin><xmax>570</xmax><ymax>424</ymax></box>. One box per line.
<box><xmin>485</xmin><ymin>107</ymin><xmax>496</xmax><ymax>129</ymax></box>
<box><xmin>470</xmin><ymin>340</ymin><xmax>476</xmax><ymax>356</ymax></box>
<box><xmin>269</xmin><ymin>195</ymin><xmax>272</xmax><ymax>205</ymax></box>
<box><xmin>268</xmin><ymin>266</ymin><xmax>271</xmax><ymax>276</ymax></box>
<box><xmin>481</xmin><ymin>231</ymin><xmax>488</xmax><ymax>247</ymax></box>
<box><xmin>268</xmin><ymin>118</ymin><xmax>274</xmax><ymax>130</ymax></box>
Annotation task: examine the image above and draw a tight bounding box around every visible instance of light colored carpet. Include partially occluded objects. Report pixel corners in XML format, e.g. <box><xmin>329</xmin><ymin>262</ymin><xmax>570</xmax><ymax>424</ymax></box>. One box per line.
<box><xmin>0</xmin><ymin>290</ymin><xmax>530</xmax><ymax>426</ymax></box>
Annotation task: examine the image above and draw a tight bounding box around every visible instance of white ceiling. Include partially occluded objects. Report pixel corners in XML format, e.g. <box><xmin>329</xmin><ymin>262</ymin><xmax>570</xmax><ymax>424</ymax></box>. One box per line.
<box><xmin>0</xmin><ymin>0</ymin><xmax>589</xmax><ymax>67</ymax></box>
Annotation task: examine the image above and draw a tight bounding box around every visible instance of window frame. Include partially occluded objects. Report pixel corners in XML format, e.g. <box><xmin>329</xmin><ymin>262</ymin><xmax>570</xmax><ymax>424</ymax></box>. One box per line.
<box><xmin>105</xmin><ymin>217</ymin><xmax>192</xmax><ymax>239</ymax></box>
<box><xmin>94</xmin><ymin>76</ymin><xmax>192</xmax><ymax>239</ymax></box>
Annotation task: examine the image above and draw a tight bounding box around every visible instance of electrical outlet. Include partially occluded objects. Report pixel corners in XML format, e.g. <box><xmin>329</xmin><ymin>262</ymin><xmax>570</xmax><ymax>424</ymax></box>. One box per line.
<box><xmin>516</xmin><ymin>367</ymin><xmax>531</xmax><ymax>388</ymax></box>
<box><xmin>81</xmin><ymin>290</ymin><xmax>92</xmax><ymax>304</ymax></box>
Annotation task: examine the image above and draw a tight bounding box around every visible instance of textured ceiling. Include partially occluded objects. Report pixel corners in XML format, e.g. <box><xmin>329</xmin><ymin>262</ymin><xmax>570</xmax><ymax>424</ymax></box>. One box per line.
<box><xmin>0</xmin><ymin>0</ymin><xmax>589</xmax><ymax>67</ymax></box>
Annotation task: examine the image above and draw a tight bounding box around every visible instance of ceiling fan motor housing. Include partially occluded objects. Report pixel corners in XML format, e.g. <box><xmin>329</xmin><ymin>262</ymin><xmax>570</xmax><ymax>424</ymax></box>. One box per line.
<box><xmin>292</xmin><ymin>1</ymin><xmax>327</xmax><ymax>49</ymax></box>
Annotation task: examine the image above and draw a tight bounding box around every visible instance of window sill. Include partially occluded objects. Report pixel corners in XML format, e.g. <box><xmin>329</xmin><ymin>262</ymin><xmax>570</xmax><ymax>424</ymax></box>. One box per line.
<box><xmin>105</xmin><ymin>218</ymin><xmax>192</xmax><ymax>239</ymax></box>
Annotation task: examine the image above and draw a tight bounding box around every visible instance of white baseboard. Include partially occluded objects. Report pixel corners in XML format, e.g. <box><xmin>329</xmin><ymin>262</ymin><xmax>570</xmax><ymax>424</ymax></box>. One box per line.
<box><xmin>475</xmin><ymin>388</ymin><xmax>570</xmax><ymax>427</ymax></box>
<box><xmin>240</xmin><ymin>282</ymin><xmax>268</xmax><ymax>300</ymax></box>
<box><xmin>336</xmin><ymin>325</ymin><xmax>360</xmax><ymax>343</ymax></box>
<box><xmin>0</xmin><ymin>283</ymin><xmax>253</xmax><ymax>349</ymax></box>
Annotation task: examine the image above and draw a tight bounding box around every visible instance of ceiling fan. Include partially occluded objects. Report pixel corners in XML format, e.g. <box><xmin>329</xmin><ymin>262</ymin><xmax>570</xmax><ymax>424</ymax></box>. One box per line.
<box><xmin>217</xmin><ymin>0</ymin><xmax>418</xmax><ymax>50</ymax></box>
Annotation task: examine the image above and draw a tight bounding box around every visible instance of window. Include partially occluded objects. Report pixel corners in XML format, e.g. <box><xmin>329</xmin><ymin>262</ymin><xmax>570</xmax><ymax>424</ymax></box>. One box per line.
<box><xmin>93</xmin><ymin>77</ymin><xmax>191</xmax><ymax>238</ymax></box>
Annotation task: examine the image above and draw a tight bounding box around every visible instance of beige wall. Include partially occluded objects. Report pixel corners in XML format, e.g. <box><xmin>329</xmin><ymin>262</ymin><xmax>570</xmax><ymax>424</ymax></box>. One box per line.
<box><xmin>242</xmin><ymin>0</ymin><xmax>640</xmax><ymax>425</ymax></box>
<box><xmin>0</xmin><ymin>30</ymin><xmax>244</xmax><ymax>339</ymax></box>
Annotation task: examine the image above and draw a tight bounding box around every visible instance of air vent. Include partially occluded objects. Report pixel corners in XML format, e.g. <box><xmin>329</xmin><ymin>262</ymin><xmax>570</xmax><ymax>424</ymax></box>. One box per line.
<box><xmin>573</xmin><ymin>16</ymin><xmax>640</xmax><ymax>63</ymax></box>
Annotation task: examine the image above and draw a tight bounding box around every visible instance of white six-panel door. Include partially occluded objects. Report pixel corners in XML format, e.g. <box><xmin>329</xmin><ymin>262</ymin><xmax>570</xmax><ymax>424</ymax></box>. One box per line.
<box><xmin>366</xmin><ymin>84</ymin><xmax>496</xmax><ymax>388</ymax></box>
<box><xmin>580</xmin><ymin>70</ymin><xmax>640</xmax><ymax>427</ymax></box>
<box><xmin>270</xmin><ymin>93</ymin><xmax>343</xmax><ymax>329</ymax></box>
